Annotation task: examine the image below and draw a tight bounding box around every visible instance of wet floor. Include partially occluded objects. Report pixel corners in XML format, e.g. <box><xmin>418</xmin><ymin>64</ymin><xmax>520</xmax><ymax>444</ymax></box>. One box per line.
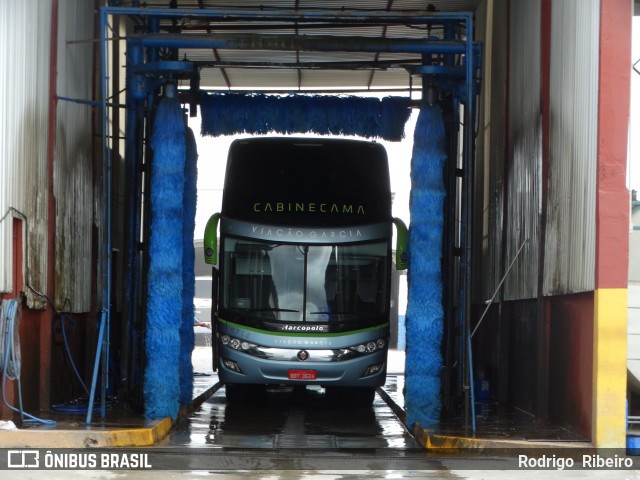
<box><xmin>13</xmin><ymin>378</ymin><xmax>638</xmax><ymax>479</ymax></box>
<box><xmin>164</xmin><ymin>382</ymin><xmax>419</xmax><ymax>451</ymax></box>
<box><xmin>146</xmin><ymin>349</ymin><xmax>458</xmax><ymax>472</ymax></box>
<box><xmin>6</xmin><ymin>348</ymin><xmax>640</xmax><ymax>478</ymax></box>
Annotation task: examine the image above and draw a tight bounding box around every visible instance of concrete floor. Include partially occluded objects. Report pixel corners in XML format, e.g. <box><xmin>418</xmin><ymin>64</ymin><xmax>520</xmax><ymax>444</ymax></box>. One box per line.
<box><xmin>7</xmin><ymin>468</ymin><xmax>640</xmax><ymax>479</ymax></box>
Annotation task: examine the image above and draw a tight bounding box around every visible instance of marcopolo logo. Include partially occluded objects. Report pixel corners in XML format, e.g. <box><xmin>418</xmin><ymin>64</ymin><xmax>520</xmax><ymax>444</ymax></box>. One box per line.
<box><xmin>280</xmin><ymin>324</ymin><xmax>327</xmax><ymax>332</ymax></box>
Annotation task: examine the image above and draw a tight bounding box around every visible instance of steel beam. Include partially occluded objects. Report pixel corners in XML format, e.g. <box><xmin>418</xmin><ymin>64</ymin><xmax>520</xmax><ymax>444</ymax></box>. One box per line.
<box><xmin>103</xmin><ymin>6</ymin><xmax>472</xmax><ymax>25</ymax></box>
<box><xmin>132</xmin><ymin>33</ymin><xmax>473</xmax><ymax>55</ymax></box>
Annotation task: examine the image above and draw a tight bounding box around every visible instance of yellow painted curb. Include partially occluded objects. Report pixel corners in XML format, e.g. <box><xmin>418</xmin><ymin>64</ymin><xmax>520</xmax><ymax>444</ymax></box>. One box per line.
<box><xmin>412</xmin><ymin>424</ymin><xmax>591</xmax><ymax>451</ymax></box>
<box><xmin>0</xmin><ymin>382</ymin><xmax>221</xmax><ymax>449</ymax></box>
<box><xmin>0</xmin><ymin>417</ymin><xmax>173</xmax><ymax>448</ymax></box>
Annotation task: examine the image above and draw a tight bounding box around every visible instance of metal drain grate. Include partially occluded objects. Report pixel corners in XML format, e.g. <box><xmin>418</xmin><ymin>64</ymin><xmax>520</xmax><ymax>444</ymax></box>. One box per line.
<box><xmin>274</xmin><ymin>434</ymin><xmax>337</xmax><ymax>449</ymax></box>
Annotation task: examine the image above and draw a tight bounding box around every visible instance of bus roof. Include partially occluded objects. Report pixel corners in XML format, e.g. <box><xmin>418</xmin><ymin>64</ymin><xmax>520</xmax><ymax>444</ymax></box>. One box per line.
<box><xmin>221</xmin><ymin>138</ymin><xmax>392</xmax><ymax>227</ymax></box>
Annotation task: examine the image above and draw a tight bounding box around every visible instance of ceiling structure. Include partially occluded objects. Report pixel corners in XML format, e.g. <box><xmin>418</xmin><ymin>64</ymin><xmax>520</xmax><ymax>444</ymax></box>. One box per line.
<box><xmin>124</xmin><ymin>0</ymin><xmax>482</xmax><ymax>92</ymax></box>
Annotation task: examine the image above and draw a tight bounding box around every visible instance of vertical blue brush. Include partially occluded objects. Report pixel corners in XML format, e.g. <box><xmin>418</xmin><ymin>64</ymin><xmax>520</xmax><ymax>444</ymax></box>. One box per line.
<box><xmin>405</xmin><ymin>104</ymin><xmax>446</xmax><ymax>430</ymax></box>
<box><xmin>145</xmin><ymin>95</ymin><xmax>185</xmax><ymax>420</ymax></box>
<box><xmin>179</xmin><ymin>127</ymin><xmax>198</xmax><ymax>406</ymax></box>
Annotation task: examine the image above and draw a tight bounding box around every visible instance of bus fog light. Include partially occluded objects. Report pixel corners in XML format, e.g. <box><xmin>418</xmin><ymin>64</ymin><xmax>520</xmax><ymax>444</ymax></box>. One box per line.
<box><xmin>363</xmin><ymin>364</ymin><xmax>383</xmax><ymax>377</ymax></box>
<box><xmin>222</xmin><ymin>359</ymin><xmax>242</xmax><ymax>373</ymax></box>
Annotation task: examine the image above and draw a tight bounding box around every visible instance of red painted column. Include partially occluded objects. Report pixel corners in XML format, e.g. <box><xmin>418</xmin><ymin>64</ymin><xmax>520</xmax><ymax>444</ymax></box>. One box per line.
<box><xmin>593</xmin><ymin>0</ymin><xmax>632</xmax><ymax>448</ymax></box>
<box><xmin>39</xmin><ymin>0</ymin><xmax>60</xmax><ymax>412</ymax></box>
<box><xmin>595</xmin><ymin>0</ymin><xmax>631</xmax><ymax>288</ymax></box>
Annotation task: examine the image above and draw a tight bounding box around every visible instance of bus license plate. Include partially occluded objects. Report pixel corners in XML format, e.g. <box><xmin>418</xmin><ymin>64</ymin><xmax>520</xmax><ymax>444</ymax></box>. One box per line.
<box><xmin>288</xmin><ymin>369</ymin><xmax>317</xmax><ymax>380</ymax></box>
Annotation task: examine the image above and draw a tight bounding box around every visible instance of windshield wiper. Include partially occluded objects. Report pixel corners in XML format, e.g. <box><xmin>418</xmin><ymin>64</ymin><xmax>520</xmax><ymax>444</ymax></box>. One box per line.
<box><xmin>250</xmin><ymin>308</ymin><xmax>299</xmax><ymax>313</ymax></box>
<box><xmin>309</xmin><ymin>311</ymin><xmax>362</xmax><ymax>317</ymax></box>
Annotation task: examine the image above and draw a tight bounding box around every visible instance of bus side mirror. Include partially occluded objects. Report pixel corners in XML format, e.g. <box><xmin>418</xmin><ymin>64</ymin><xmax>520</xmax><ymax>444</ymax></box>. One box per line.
<box><xmin>392</xmin><ymin>217</ymin><xmax>408</xmax><ymax>271</ymax></box>
<box><xmin>204</xmin><ymin>213</ymin><xmax>220</xmax><ymax>265</ymax></box>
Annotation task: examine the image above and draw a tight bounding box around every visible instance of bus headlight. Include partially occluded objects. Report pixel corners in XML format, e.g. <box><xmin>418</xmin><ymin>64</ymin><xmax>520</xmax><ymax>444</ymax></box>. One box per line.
<box><xmin>218</xmin><ymin>333</ymin><xmax>260</xmax><ymax>354</ymax></box>
<box><xmin>349</xmin><ymin>338</ymin><xmax>387</xmax><ymax>355</ymax></box>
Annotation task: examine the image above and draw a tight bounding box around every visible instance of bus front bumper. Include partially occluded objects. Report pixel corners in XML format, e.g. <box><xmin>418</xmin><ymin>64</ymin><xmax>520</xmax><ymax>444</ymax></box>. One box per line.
<box><xmin>217</xmin><ymin>346</ymin><xmax>387</xmax><ymax>387</ymax></box>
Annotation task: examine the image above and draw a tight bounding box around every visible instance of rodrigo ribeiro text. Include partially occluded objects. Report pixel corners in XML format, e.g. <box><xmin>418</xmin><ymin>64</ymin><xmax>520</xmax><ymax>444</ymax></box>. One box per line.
<box><xmin>518</xmin><ymin>454</ymin><xmax>634</xmax><ymax>470</ymax></box>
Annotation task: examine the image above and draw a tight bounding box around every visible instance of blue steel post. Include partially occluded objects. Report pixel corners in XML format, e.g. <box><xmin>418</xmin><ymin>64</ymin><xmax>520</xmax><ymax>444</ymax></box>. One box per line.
<box><xmin>102</xmin><ymin>6</ymin><xmax>113</xmax><ymax>421</ymax></box>
<box><xmin>123</xmin><ymin>38</ymin><xmax>146</xmax><ymax>408</ymax></box>
<box><xmin>100</xmin><ymin>5</ymin><xmax>117</xmax><ymax>418</ymax></box>
<box><xmin>463</xmin><ymin>13</ymin><xmax>477</xmax><ymax>434</ymax></box>
<box><xmin>88</xmin><ymin>7</ymin><xmax>111</xmax><ymax>424</ymax></box>
<box><xmin>439</xmin><ymin>20</ymin><xmax>457</xmax><ymax>419</ymax></box>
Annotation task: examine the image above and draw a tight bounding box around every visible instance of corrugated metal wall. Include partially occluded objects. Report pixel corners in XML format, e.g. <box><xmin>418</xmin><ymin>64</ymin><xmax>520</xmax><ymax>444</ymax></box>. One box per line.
<box><xmin>0</xmin><ymin>0</ymin><xmax>52</xmax><ymax>308</ymax></box>
<box><xmin>479</xmin><ymin>0</ymin><xmax>598</xmax><ymax>301</ymax></box>
<box><xmin>475</xmin><ymin>0</ymin><xmax>508</xmax><ymax>302</ymax></box>
<box><xmin>53</xmin><ymin>0</ymin><xmax>98</xmax><ymax>312</ymax></box>
<box><xmin>543</xmin><ymin>0</ymin><xmax>598</xmax><ymax>295</ymax></box>
<box><xmin>0</xmin><ymin>0</ymin><xmax>97</xmax><ymax>311</ymax></box>
<box><xmin>503</xmin><ymin>0</ymin><xmax>542</xmax><ymax>301</ymax></box>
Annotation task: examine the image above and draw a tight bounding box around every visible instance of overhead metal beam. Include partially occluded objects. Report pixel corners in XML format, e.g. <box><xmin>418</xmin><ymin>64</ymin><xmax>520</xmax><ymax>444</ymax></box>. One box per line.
<box><xmin>190</xmin><ymin>58</ymin><xmax>422</xmax><ymax>70</ymax></box>
<box><xmin>132</xmin><ymin>33</ymin><xmax>474</xmax><ymax>55</ymax></box>
<box><xmin>160</xmin><ymin>22</ymin><xmax>448</xmax><ymax>32</ymax></box>
<box><xmin>104</xmin><ymin>6</ymin><xmax>472</xmax><ymax>25</ymax></box>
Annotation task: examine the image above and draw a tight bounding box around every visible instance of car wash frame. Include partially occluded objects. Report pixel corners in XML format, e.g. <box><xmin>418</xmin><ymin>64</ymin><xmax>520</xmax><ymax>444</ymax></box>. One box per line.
<box><xmin>96</xmin><ymin>5</ymin><xmax>482</xmax><ymax>430</ymax></box>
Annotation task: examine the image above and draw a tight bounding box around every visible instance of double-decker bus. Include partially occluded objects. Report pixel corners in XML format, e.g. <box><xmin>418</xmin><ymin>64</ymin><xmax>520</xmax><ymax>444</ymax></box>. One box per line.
<box><xmin>203</xmin><ymin>137</ymin><xmax>407</xmax><ymax>405</ymax></box>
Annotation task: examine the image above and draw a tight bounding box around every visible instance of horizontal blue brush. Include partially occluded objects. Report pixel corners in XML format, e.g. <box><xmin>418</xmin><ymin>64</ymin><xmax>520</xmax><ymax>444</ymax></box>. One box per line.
<box><xmin>199</xmin><ymin>93</ymin><xmax>412</xmax><ymax>141</ymax></box>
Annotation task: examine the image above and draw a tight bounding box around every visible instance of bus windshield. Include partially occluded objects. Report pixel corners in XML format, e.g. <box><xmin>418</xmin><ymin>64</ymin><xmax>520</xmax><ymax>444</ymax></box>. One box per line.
<box><xmin>221</xmin><ymin>237</ymin><xmax>389</xmax><ymax>324</ymax></box>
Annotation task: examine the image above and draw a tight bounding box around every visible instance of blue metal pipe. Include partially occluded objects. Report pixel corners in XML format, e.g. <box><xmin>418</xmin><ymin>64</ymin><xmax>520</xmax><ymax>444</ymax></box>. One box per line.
<box><xmin>102</xmin><ymin>6</ymin><xmax>472</xmax><ymax>25</ymax></box>
<box><xmin>86</xmin><ymin>310</ymin><xmax>106</xmax><ymax>424</ymax></box>
<box><xmin>462</xmin><ymin>16</ymin><xmax>477</xmax><ymax>433</ymax></box>
<box><xmin>405</xmin><ymin>65</ymin><xmax>467</xmax><ymax>78</ymax></box>
<box><xmin>147</xmin><ymin>16</ymin><xmax>160</xmax><ymax>63</ymax></box>
<box><xmin>103</xmin><ymin>6</ymin><xmax>113</xmax><ymax>420</ymax></box>
<box><xmin>122</xmin><ymin>39</ymin><xmax>145</xmax><ymax>407</ymax></box>
<box><xmin>467</xmin><ymin>330</ymin><xmax>476</xmax><ymax>433</ymax></box>
<box><xmin>132</xmin><ymin>33</ymin><xmax>473</xmax><ymax>55</ymax></box>
<box><xmin>128</xmin><ymin>41</ymin><xmax>146</xmax><ymax>100</ymax></box>
<box><xmin>57</xmin><ymin>96</ymin><xmax>102</xmax><ymax>107</ymax></box>
<box><xmin>92</xmin><ymin>6</ymin><xmax>116</xmax><ymax>424</ymax></box>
